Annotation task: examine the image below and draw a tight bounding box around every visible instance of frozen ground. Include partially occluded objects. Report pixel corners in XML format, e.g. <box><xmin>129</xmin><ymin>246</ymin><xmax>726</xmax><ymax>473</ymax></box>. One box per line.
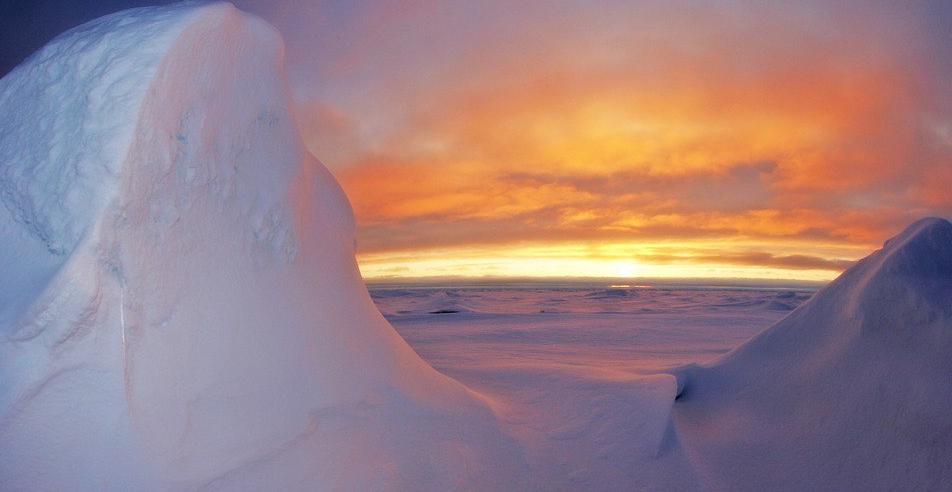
<box><xmin>373</xmin><ymin>285</ymin><xmax>812</xmax><ymax>379</ymax></box>
<box><xmin>371</xmin><ymin>285</ymin><xmax>814</xmax><ymax>489</ymax></box>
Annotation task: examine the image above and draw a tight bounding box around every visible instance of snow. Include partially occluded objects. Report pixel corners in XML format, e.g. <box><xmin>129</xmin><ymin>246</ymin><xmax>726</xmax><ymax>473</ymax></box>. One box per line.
<box><xmin>374</xmin><ymin>219</ymin><xmax>952</xmax><ymax>491</ymax></box>
<box><xmin>672</xmin><ymin>217</ymin><xmax>952</xmax><ymax>490</ymax></box>
<box><xmin>374</xmin><ymin>285</ymin><xmax>811</xmax><ymax>489</ymax></box>
<box><xmin>1</xmin><ymin>2</ymin><xmax>950</xmax><ymax>490</ymax></box>
<box><xmin>374</xmin><ymin>286</ymin><xmax>811</xmax><ymax>377</ymax></box>
<box><xmin>0</xmin><ymin>3</ymin><xmax>522</xmax><ymax>490</ymax></box>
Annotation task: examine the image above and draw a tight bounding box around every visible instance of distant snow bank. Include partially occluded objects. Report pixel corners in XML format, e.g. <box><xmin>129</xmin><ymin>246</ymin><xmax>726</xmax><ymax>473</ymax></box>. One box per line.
<box><xmin>0</xmin><ymin>3</ymin><xmax>523</xmax><ymax>490</ymax></box>
<box><xmin>672</xmin><ymin>217</ymin><xmax>952</xmax><ymax>491</ymax></box>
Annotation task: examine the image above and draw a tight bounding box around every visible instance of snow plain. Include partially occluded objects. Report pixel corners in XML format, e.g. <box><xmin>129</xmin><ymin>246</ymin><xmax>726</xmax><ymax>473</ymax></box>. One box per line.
<box><xmin>373</xmin><ymin>285</ymin><xmax>811</xmax><ymax>378</ymax></box>
<box><xmin>1</xmin><ymin>2</ymin><xmax>950</xmax><ymax>490</ymax></box>
<box><xmin>373</xmin><ymin>285</ymin><xmax>813</xmax><ymax>489</ymax></box>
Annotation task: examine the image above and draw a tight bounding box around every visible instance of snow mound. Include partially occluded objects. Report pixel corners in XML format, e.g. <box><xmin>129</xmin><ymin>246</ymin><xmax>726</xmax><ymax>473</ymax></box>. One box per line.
<box><xmin>672</xmin><ymin>217</ymin><xmax>952</xmax><ymax>491</ymax></box>
<box><xmin>0</xmin><ymin>3</ymin><xmax>523</xmax><ymax>490</ymax></box>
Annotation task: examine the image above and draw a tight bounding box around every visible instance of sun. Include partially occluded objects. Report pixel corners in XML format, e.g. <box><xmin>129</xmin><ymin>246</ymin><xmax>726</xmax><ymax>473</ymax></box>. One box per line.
<box><xmin>613</xmin><ymin>261</ymin><xmax>639</xmax><ymax>278</ymax></box>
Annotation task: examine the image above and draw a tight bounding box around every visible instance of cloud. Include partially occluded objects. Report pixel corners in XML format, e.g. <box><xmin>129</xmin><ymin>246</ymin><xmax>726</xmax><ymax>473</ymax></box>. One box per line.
<box><xmin>236</xmin><ymin>0</ymin><xmax>952</xmax><ymax>277</ymax></box>
<box><xmin>677</xmin><ymin>252</ymin><xmax>855</xmax><ymax>271</ymax></box>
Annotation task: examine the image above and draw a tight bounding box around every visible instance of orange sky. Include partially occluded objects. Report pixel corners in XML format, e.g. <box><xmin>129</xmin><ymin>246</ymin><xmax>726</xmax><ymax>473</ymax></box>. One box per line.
<box><xmin>249</xmin><ymin>0</ymin><xmax>952</xmax><ymax>281</ymax></box>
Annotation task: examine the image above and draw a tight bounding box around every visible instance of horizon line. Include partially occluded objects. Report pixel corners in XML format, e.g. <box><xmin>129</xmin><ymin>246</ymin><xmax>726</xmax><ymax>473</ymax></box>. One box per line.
<box><xmin>363</xmin><ymin>275</ymin><xmax>827</xmax><ymax>289</ymax></box>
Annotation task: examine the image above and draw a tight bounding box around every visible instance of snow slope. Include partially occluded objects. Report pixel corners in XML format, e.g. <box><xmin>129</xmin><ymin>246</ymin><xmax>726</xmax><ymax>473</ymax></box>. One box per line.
<box><xmin>672</xmin><ymin>217</ymin><xmax>952</xmax><ymax>491</ymax></box>
<box><xmin>0</xmin><ymin>3</ymin><xmax>523</xmax><ymax>490</ymax></box>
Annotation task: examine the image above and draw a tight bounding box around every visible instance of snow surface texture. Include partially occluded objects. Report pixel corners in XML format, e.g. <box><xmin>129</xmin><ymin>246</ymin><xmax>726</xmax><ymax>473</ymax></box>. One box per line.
<box><xmin>2</xmin><ymin>2</ymin><xmax>950</xmax><ymax>490</ymax></box>
<box><xmin>374</xmin><ymin>286</ymin><xmax>811</xmax><ymax>489</ymax></box>
<box><xmin>374</xmin><ymin>286</ymin><xmax>811</xmax><ymax>377</ymax></box>
<box><xmin>0</xmin><ymin>3</ymin><xmax>523</xmax><ymax>490</ymax></box>
<box><xmin>673</xmin><ymin>217</ymin><xmax>952</xmax><ymax>491</ymax></box>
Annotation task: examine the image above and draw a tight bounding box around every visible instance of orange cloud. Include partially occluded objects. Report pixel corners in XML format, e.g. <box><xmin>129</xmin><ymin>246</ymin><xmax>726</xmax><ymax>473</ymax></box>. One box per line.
<box><xmin>263</xmin><ymin>1</ymin><xmax>952</xmax><ymax>280</ymax></box>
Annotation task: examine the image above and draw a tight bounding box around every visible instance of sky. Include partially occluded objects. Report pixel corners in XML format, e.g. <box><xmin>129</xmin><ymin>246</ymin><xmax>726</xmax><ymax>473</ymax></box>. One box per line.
<box><xmin>3</xmin><ymin>0</ymin><xmax>951</xmax><ymax>281</ymax></box>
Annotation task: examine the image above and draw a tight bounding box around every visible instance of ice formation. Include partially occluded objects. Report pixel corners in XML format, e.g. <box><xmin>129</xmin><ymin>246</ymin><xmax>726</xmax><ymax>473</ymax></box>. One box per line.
<box><xmin>673</xmin><ymin>217</ymin><xmax>952</xmax><ymax>490</ymax></box>
<box><xmin>0</xmin><ymin>3</ymin><xmax>523</xmax><ymax>489</ymax></box>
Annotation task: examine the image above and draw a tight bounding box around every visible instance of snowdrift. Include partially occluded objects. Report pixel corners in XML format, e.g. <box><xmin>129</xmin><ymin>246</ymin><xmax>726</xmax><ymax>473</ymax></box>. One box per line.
<box><xmin>0</xmin><ymin>3</ymin><xmax>523</xmax><ymax>490</ymax></box>
<box><xmin>672</xmin><ymin>217</ymin><xmax>952</xmax><ymax>491</ymax></box>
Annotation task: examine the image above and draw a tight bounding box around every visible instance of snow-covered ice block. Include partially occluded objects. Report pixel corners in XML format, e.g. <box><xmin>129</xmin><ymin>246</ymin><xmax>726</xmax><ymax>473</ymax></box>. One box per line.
<box><xmin>0</xmin><ymin>3</ymin><xmax>524</xmax><ymax>490</ymax></box>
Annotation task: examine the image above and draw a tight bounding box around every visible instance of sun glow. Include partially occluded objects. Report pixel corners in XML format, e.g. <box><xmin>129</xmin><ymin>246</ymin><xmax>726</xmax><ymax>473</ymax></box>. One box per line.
<box><xmin>612</xmin><ymin>262</ymin><xmax>640</xmax><ymax>279</ymax></box>
<box><xmin>290</xmin><ymin>0</ymin><xmax>950</xmax><ymax>282</ymax></box>
<box><xmin>356</xmin><ymin>239</ymin><xmax>869</xmax><ymax>282</ymax></box>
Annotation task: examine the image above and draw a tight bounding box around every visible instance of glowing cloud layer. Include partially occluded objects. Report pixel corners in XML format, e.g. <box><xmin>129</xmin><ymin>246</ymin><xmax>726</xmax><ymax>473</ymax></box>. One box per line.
<box><xmin>239</xmin><ymin>0</ymin><xmax>952</xmax><ymax>280</ymax></box>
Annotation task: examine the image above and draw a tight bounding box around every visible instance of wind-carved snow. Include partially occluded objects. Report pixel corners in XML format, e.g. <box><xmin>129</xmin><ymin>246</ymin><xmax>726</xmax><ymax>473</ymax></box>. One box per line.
<box><xmin>0</xmin><ymin>3</ymin><xmax>523</xmax><ymax>490</ymax></box>
<box><xmin>1</xmin><ymin>2</ymin><xmax>949</xmax><ymax>490</ymax></box>
<box><xmin>119</xmin><ymin>279</ymin><xmax>126</xmax><ymax>348</ymax></box>
<box><xmin>671</xmin><ymin>217</ymin><xmax>952</xmax><ymax>491</ymax></box>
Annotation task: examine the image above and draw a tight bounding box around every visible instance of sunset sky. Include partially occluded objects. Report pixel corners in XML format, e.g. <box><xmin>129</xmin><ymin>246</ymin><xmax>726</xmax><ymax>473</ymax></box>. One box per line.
<box><xmin>5</xmin><ymin>0</ymin><xmax>951</xmax><ymax>281</ymax></box>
